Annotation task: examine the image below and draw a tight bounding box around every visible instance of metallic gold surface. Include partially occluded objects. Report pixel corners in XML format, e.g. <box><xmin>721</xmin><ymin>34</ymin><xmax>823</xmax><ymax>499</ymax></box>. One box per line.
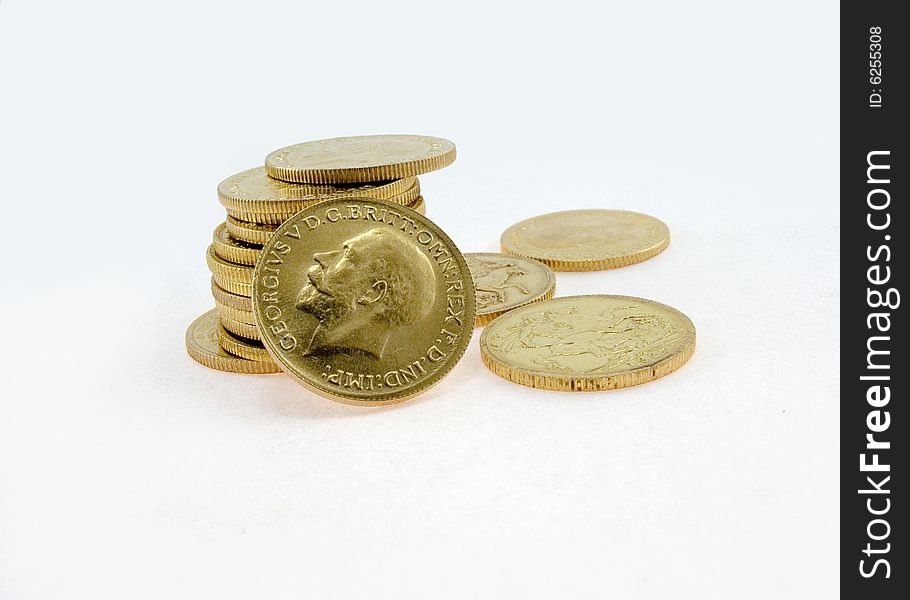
<box><xmin>480</xmin><ymin>295</ymin><xmax>695</xmax><ymax>391</ymax></box>
<box><xmin>210</xmin><ymin>277</ymin><xmax>253</xmax><ymax>311</ymax></box>
<box><xmin>212</xmin><ymin>223</ymin><xmax>262</xmax><ymax>266</ymax></box>
<box><xmin>218</xmin><ymin>167</ymin><xmax>416</xmax><ymax>212</ymax></box>
<box><xmin>265</xmin><ymin>135</ymin><xmax>456</xmax><ymax>184</ymax></box>
<box><xmin>211</xmin><ymin>273</ymin><xmax>252</xmax><ymax>297</ymax></box>
<box><xmin>185</xmin><ymin>309</ymin><xmax>279</xmax><ymax>374</ymax></box>
<box><xmin>224</xmin><ymin>216</ymin><xmax>277</xmax><ymax>246</ymax></box>
<box><xmin>215</xmin><ymin>301</ymin><xmax>256</xmax><ymax>325</ymax></box>
<box><xmin>252</xmin><ymin>198</ymin><xmax>475</xmax><ymax>405</ymax></box>
<box><xmin>407</xmin><ymin>195</ymin><xmax>425</xmax><ymax>215</ymax></box>
<box><xmin>220</xmin><ymin>313</ymin><xmax>260</xmax><ymax>340</ymax></box>
<box><xmin>218</xmin><ymin>325</ymin><xmax>274</xmax><ymax>363</ymax></box>
<box><xmin>224</xmin><ymin>179</ymin><xmax>421</xmax><ymax>224</ymax></box>
<box><xmin>206</xmin><ymin>245</ymin><xmax>254</xmax><ymax>284</ymax></box>
<box><xmin>465</xmin><ymin>253</ymin><xmax>556</xmax><ymax>326</ymax></box>
<box><xmin>501</xmin><ymin>210</ymin><xmax>670</xmax><ymax>271</ymax></box>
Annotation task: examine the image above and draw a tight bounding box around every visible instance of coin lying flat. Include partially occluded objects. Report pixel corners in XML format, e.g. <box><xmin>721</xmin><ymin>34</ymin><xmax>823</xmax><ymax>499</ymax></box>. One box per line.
<box><xmin>206</xmin><ymin>245</ymin><xmax>253</xmax><ymax>284</ymax></box>
<box><xmin>465</xmin><ymin>253</ymin><xmax>556</xmax><ymax>326</ymax></box>
<box><xmin>212</xmin><ymin>273</ymin><xmax>252</xmax><ymax>297</ymax></box>
<box><xmin>220</xmin><ymin>313</ymin><xmax>260</xmax><ymax>340</ymax></box>
<box><xmin>408</xmin><ymin>195</ymin><xmax>426</xmax><ymax>215</ymax></box>
<box><xmin>225</xmin><ymin>178</ymin><xmax>421</xmax><ymax>224</ymax></box>
<box><xmin>185</xmin><ymin>309</ymin><xmax>279</xmax><ymax>374</ymax></box>
<box><xmin>225</xmin><ymin>215</ymin><xmax>277</xmax><ymax>246</ymax></box>
<box><xmin>215</xmin><ymin>300</ymin><xmax>256</xmax><ymax>325</ymax></box>
<box><xmin>265</xmin><ymin>135</ymin><xmax>456</xmax><ymax>184</ymax></box>
<box><xmin>212</xmin><ymin>223</ymin><xmax>262</xmax><ymax>266</ymax></box>
<box><xmin>218</xmin><ymin>324</ymin><xmax>274</xmax><ymax>363</ymax></box>
<box><xmin>480</xmin><ymin>295</ymin><xmax>695</xmax><ymax>391</ymax></box>
<box><xmin>252</xmin><ymin>198</ymin><xmax>475</xmax><ymax>405</ymax></box>
<box><xmin>218</xmin><ymin>166</ymin><xmax>416</xmax><ymax>213</ymax></box>
<box><xmin>211</xmin><ymin>278</ymin><xmax>252</xmax><ymax>311</ymax></box>
<box><xmin>501</xmin><ymin>209</ymin><xmax>670</xmax><ymax>271</ymax></box>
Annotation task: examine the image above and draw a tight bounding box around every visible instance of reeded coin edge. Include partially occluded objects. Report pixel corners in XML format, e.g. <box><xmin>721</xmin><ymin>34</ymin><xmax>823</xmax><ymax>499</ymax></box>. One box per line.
<box><xmin>218</xmin><ymin>325</ymin><xmax>273</xmax><ymax>363</ymax></box>
<box><xmin>224</xmin><ymin>216</ymin><xmax>276</xmax><ymax>245</ymax></box>
<box><xmin>220</xmin><ymin>314</ymin><xmax>260</xmax><ymax>340</ymax></box>
<box><xmin>211</xmin><ymin>277</ymin><xmax>253</xmax><ymax>311</ymax></box>
<box><xmin>224</xmin><ymin>180</ymin><xmax>421</xmax><ymax>224</ymax></box>
<box><xmin>185</xmin><ymin>310</ymin><xmax>279</xmax><ymax>374</ymax></box>
<box><xmin>265</xmin><ymin>139</ymin><xmax>456</xmax><ymax>184</ymax></box>
<box><xmin>218</xmin><ymin>172</ymin><xmax>416</xmax><ymax>212</ymax></box>
<box><xmin>478</xmin><ymin>294</ymin><xmax>696</xmax><ymax>391</ymax></box>
<box><xmin>501</xmin><ymin>235</ymin><xmax>670</xmax><ymax>272</ymax></box>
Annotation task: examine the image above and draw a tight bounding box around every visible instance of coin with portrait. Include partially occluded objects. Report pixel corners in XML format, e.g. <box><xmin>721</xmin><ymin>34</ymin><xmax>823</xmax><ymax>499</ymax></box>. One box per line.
<box><xmin>252</xmin><ymin>198</ymin><xmax>475</xmax><ymax>405</ymax></box>
<box><xmin>465</xmin><ymin>253</ymin><xmax>555</xmax><ymax>326</ymax></box>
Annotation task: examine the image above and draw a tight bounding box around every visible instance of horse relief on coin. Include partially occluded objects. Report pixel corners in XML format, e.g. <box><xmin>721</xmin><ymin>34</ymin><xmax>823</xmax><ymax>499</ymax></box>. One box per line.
<box><xmin>252</xmin><ymin>198</ymin><xmax>475</xmax><ymax>405</ymax></box>
<box><xmin>480</xmin><ymin>295</ymin><xmax>695</xmax><ymax>391</ymax></box>
<box><xmin>465</xmin><ymin>253</ymin><xmax>556</xmax><ymax>326</ymax></box>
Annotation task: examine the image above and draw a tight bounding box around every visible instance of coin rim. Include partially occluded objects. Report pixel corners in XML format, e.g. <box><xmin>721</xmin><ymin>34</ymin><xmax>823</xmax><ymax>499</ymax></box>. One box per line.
<box><xmin>466</xmin><ymin>252</ymin><xmax>557</xmax><ymax>327</ymax></box>
<box><xmin>479</xmin><ymin>294</ymin><xmax>695</xmax><ymax>391</ymax></box>
<box><xmin>185</xmin><ymin>309</ymin><xmax>279</xmax><ymax>374</ymax></box>
<box><xmin>264</xmin><ymin>135</ymin><xmax>456</xmax><ymax>184</ymax></box>
<box><xmin>500</xmin><ymin>209</ymin><xmax>670</xmax><ymax>271</ymax></box>
<box><xmin>252</xmin><ymin>198</ymin><xmax>475</xmax><ymax>406</ymax></box>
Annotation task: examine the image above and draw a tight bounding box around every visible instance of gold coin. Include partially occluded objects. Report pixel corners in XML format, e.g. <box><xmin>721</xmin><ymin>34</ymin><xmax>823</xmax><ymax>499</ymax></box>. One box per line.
<box><xmin>212</xmin><ymin>223</ymin><xmax>262</xmax><ymax>266</ymax></box>
<box><xmin>185</xmin><ymin>309</ymin><xmax>279</xmax><ymax>374</ymax></box>
<box><xmin>224</xmin><ymin>216</ymin><xmax>276</xmax><ymax>246</ymax></box>
<box><xmin>265</xmin><ymin>135</ymin><xmax>456</xmax><ymax>184</ymax></box>
<box><xmin>218</xmin><ymin>325</ymin><xmax>274</xmax><ymax>363</ymax></box>
<box><xmin>220</xmin><ymin>313</ymin><xmax>260</xmax><ymax>340</ymax></box>
<box><xmin>206</xmin><ymin>245</ymin><xmax>253</xmax><ymax>284</ymax></box>
<box><xmin>215</xmin><ymin>300</ymin><xmax>256</xmax><ymax>325</ymax></box>
<box><xmin>211</xmin><ymin>277</ymin><xmax>253</xmax><ymax>311</ymax></box>
<box><xmin>252</xmin><ymin>198</ymin><xmax>475</xmax><ymax>406</ymax></box>
<box><xmin>218</xmin><ymin>166</ymin><xmax>416</xmax><ymax>213</ymax></box>
<box><xmin>465</xmin><ymin>253</ymin><xmax>556</xmax><ymax>326</ymax></box>
<box><xmin>480</xmin><ymin>295</ymin><xmax>695</xmax><ymax>391</ymax></box>
<box><xmin>212</xmin><ymin>273</ymin><xmax>252</xmax><ymax>297</ymax></box>
<box><xmin>407</xmin><ymin>195</ymin><xmax>425</xmax><ymax>215</ymax></box>
<box><xmin>501</xmin><ymin>209</ymin><xmax>670</xmax><ymax>271</ymax></box>
<box><xmin>224</xmin><ymin>178</ymin><xmax>421</xmax><ymax>224</ymax></box>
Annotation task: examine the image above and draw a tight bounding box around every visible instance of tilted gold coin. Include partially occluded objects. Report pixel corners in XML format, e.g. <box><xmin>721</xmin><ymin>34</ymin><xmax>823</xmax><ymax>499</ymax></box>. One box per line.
<box><xmin>224</xmin><ymin>178</ymin><xmax>422</xmax><ymax>224</ymax></box>
<box><xmin>212</xmin><ymin>223</ymin><xmax>262</xmax><ymax>266</ymax></box>
<box><xmin>480</xmin><ymin>295</ymin><xmax>695</xmax><ymax>391</ymax></box>
<box><xmin>220</xmin><ymin>313</ymin><xmax>260</xmax><ymax>340</ymax></box>
<box><xmin>501</xmin><ymin>209</ymin><xmax>670</xmax><ymax>271</ymax></box>
<box><xmin>265</xmin><ymin>135</ymin><xmax>456</xmax><ymax>184</ymax></box>
<box><xmin>211</xmin><ymin>277</ymin><xmax>253</xmax><ymax>312</ymax></box>
<box><xmin>465</xmin><ymin>253</ymin><xmax>556</xmax><ymax>326</ymax></box>
<box><xmin>218</xmin><ymin>166</ymin><xmax>416</xmax><ymax>213</ymax></box>
<box><xmin>185</xmin><ymin>309</ymin><xmax>279</xmax><ymax>374</ymax></box>
<box><xmin>215</xmin><ymin>300</ymin><xmax>256</xmax><ymax>325</ymax></box>
<box><xmin>224</xmin><ymin>216</ymin><xmax>276</xmax><ymax>246</ymax></box>
<box><xmin>206</xmin><ymin>245</ymin><xmax>253</xmax><ymax>285</ymax></box>
<box><xmin>252</xmin><ymin>198</ymin><xmax>475</xmax><ymax>405</ymax></box>
<box><xmin>218</xmin><ymin>325</ymin><xmax>274</xmax><ymax>363</ymax></box>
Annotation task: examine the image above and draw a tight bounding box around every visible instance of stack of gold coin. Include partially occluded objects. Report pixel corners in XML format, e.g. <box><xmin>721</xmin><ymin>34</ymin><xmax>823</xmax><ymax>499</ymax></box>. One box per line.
<box><xmin>189</xmin><ymin>134</ymin><xmax>456</xmax><ymax>375</ymax></box>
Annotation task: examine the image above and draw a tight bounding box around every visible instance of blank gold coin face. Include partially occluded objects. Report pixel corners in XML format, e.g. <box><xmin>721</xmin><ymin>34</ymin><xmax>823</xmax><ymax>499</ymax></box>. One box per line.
<box><xmin>252</xmin><ymin>198</ymin><xmax>475</xmax><ymax>405</ymax></box>
<box><xmin>265</xmin><ymin>135</ymin><xmax>456</xmax><ymax>184</ymax></box>
<box><xmin>465</xmin><ymin>253</ymin><xmax>556</xmax><ymax>326</ymax></box>
<box><xmin>480</xmin><ymin>295</ymin><xmax>695</xmax><ymax>391</ymax></box>
<box><xmin>501</xmin><ymin>209</ymin><xmax>670</xmax><ymax>271</ymax></box>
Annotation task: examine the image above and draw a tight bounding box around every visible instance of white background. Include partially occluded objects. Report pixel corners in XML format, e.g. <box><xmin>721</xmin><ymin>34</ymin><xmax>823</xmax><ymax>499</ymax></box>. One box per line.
<box><xmin>0</xmin><ymin>1</ymin><xmax>838</xmax><ymax>598</ymax></box>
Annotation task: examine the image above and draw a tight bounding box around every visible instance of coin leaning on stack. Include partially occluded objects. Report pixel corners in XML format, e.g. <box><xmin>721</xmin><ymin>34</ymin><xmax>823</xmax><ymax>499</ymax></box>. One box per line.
<box><xmin>189</xmin><ymin>135</ymin><xmax>455</xmax><ymax>376</ymax></box>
